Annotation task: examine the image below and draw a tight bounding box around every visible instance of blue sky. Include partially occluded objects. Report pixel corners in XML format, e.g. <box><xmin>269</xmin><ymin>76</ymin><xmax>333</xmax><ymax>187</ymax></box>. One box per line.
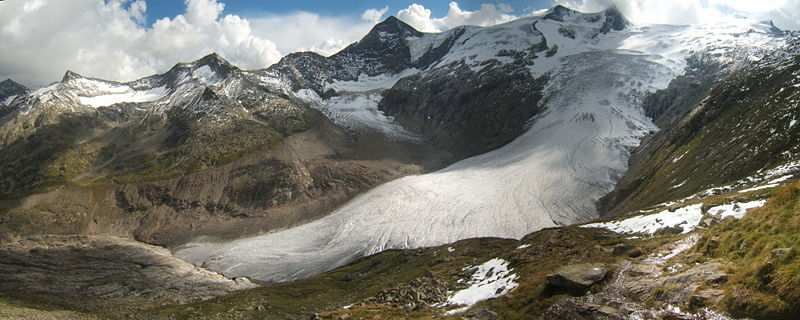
<box><xmin>144</xmin><ymin>1</ymin><xmax>553</xmax><ymax>24</ymax></box>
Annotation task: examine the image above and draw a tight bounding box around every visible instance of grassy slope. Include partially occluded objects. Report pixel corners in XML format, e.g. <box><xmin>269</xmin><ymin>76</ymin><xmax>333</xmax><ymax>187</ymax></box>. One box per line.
<box><xmin>121</xmin><ymin>228</ymin><xmax>667</xmax><ymax>320</ymax></box>
<box><xmin>695</xmin><ymin>181</ymin><xmax>800</xmax><ymax>319</ymax></box>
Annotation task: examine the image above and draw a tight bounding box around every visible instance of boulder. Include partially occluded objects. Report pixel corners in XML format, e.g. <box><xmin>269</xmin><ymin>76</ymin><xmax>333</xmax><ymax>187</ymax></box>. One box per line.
<box><xmin>546</xmin><ymin>263</ymin><xmax>609</xmax><ymax>295</ymax></box>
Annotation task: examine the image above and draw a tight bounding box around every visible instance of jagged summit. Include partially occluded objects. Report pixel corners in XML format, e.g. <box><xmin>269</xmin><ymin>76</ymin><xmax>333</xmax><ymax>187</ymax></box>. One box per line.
<box><xmin>194</xmin><ymin>52</ymin><xmax>234</xmax><ymax>68</ymax></box>
<box><xmin>543</xmin><ymin>4</ymin><xmax>630</xmax><ymax>32</ymax></box>
<box><xmin>543</xmin><ymin>4</ymin><xmax>581</xmax><ymax>21</ymax></box>
<box><xmin>0</xmin><ymin>79</ymin><xmax>27</xmax><ymax>92</ymax></box>
<box><xmin>166</xmin><ymin>52</ymin><xmax>237</xmax><ymax>75</ymax></box>
<box><xmin>61</xmin><ymin>70</ymin><xmax>84</xmax><ymax>82</ymax></box>
<box><xmin>600</xmin><ymin>5</ymin><xmax>630</xmax><ymax>32</ymax></box>
<box><xmin>346</xmin><ymin>15</ymin><xmax>422</xmax><ymax>51</ymax></box>
<box><xmin>0</xmin><ymin>78</ymin><xmax>29</xmax><ymax>105</ymax></box>
<box><xmin>369</xmin><ymin>16</ymin><xmax>422</xmax><ymax>37</ymax></box>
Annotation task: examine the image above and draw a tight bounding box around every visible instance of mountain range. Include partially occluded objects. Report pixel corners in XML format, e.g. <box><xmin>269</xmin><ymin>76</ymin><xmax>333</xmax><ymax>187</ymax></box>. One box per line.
<box><xmin>1</xmin><ymin>5</ymin><xmax>800</xmax><ymax>320</ymax></box>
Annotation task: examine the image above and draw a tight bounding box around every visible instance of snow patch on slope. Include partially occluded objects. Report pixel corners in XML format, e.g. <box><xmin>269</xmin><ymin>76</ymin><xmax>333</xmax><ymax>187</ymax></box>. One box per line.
<box><xmin>584</xmin><ymin>199</ymin><xmax>767</xmax><ymax>235</ymax></box>
<box><xmin>326</xmin><ymin>69</ymin><xmax>419</xmax><ymax>93</ymax></box>
<box><xmin>707</xmin><ymin>200</ymin><xmax>767</xmax><ymax>219</ymax></box>
<box><xmin>79</xmin><ymin>86</ymin><xmax>168</xmax><ymax>107</ymax></box>
<box><xmin>3</xmin><ymin>95</ymin><xmax>17</xmax><ymax>106</ymax></box>
<box><xmin>583</xmin><ymin>204</ymin><xmax>704</xmax><ymax>235</ymax></box>
<box><xmin>296</xmin><ymin>90</ymin><xmax>419</xmax><ymax>140</ymax></box>
<box><xmin>444</xmin><ymin>258</ymin><xmax>518</xmax><ymax>312</ymax></box>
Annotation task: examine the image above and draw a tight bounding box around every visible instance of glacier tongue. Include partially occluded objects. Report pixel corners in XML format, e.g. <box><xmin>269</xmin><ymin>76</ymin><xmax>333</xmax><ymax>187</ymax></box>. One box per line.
<box><xmin>175</xmin><ymin>18</ymin><xmax>785</xmax><ymax>283</ymax></box>
<box><xmin>175</xmin><ymin>50</ymin><xmax>670</xmax><ymax>282</ymax></box>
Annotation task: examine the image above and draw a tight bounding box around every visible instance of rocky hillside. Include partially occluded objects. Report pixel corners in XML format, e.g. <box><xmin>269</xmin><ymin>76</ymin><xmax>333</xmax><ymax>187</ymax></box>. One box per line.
<box><xmin>0</xmin><ymin>53</ymin><xmax>448</xmax><ymax>247</ymax></box>
<box><xmin>602</xmin><ymin>35</ymin><xmax>800</xmax><ymax>215</ymax></box>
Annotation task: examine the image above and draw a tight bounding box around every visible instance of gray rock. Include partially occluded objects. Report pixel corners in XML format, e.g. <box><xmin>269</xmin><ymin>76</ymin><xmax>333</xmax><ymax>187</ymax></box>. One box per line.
<box><xmin>546</xmin><ymin>263</ymin><xmax>609</xmax><ymax>294</ymax></box>
<box><xmin>466</xmin><ymin>308</ymin><xmax>498</xmax><ymax>320</ymax></box>
<box><xmin>0</xmin><ymin>235</ymin><xmax>255</xmax><ymax>310</ymax></box>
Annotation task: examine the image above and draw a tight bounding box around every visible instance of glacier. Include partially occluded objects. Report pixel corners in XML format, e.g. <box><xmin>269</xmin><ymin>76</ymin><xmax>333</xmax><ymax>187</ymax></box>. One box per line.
<box><xmin>175</xmin><ymin>15</ymin><xmax>785</xmax><ymax>282</ymax></box>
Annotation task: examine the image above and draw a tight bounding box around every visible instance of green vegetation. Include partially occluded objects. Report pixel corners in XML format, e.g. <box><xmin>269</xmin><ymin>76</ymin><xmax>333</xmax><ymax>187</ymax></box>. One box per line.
<box><xmin>695</xmin><ymin>182</ymin><xmax>800</xmax><ymax>319</ymax></box>
<box><xmin>125</xmin><ymin>228</ymin><xmax>656</xmax><ymax>320</ymax></box>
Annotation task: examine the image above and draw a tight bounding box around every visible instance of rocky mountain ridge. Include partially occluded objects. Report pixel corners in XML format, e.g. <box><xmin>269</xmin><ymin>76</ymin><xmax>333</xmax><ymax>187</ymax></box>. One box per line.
<box><xmin>2</xmin><ymin>4</ymin><xmax>800</xmax><ymax>320</ymax></box>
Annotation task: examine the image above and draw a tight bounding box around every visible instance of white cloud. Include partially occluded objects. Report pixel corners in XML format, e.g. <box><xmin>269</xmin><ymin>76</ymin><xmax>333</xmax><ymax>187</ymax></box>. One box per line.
<box><xmin>0</xmin><ymin>0</ymin><xmax>391</xmax><ymax>87</ymax></box>
<box><xmin>396</xmin><ymin>1</ymin><xmax>518</xmax><ymax>33</ymax></box>
<box><xmin>248</xmin><ymin>11</ymin><xmax>379</xmax><ymax>57</ymax></box>
<box><xmin>361</xmin><ymin>6</ymin><xmax>389</xmax><ymax>23</ymax></box>
<box><xmin>554</xmin><ymin>0</ymin><xmax>800</xmax><ymax>30</ymax></box>
<box><xmin>0</xmin><ymin>0</ymin><xmax>282</xmax><ymax>87</ymax></box>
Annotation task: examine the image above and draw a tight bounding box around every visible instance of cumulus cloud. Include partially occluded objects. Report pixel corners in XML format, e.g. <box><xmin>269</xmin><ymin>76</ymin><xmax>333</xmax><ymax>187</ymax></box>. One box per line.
<box><xmin>361</xmin><ymin>6</ymin><xmax>389</xmax><ymax>23</ymax></box>
<box><xmin>248</xmin><ymin>11</ymin><xmax>381</xmax><ymax>57</ymax></box>
<box><xmin>554</xmin><ymin>0</ymin><xmax>800</xmax><ymax>30</ymax></box>
<box><xmin>396</xmin><ymin>1</ymin><xmax>517</xmax><ymax>33</ymax></box>
<box><xmin>0</xmin><ymin>0</ymin><xmax>390</xmax><ymax>87</ymax></box>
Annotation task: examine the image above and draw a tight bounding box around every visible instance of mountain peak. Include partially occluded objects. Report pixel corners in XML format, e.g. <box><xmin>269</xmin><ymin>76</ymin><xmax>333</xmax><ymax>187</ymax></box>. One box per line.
<box><xmin>61</xmin><ymin>70</ymin><xmax>84</xmax><ymax>82</ymax></box>
<box><xmin>367</xmin><ymin>16</ymin><xmax>422</xmax><ymax>39</ymax></box>
<box><xmin>601</xmin><ymin>5</ymin><xmax>630</xmax><ymax>32</ymax></box>
<box><xmin>1</xmin><ymin>79</ymin><xmax>25</xmax><ymax>88</ymax></box>
<box><xmin>543</xmin><ymin>5</ymin><xmax>581</xmax><ymax>21</ymax></box>
<box><xmin>543</xmin><ymin>4</ymin><xmax>629</xmax><ymax>31</ymax></box>
<box><xmin>195</xmin><ymin>52</ymin><xmax>232</xmax><ymax>67</ymax></box>
<box><xmin>0</xmin><ymin>78</ymin><xmax>29</xmax><ymax>95</ymax></box>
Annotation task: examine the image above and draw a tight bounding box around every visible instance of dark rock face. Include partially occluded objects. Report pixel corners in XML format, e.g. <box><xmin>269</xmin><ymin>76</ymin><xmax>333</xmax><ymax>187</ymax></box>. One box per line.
<box><xmin>0</xmin><ymin>79</ymin><xmax>28</xmax><ymax>118</ymax></box>
<box><xmin>0</xmin><ymin>79</ymin><xmax>28</xmax><ymax>99</ymax></box>
<box><xmin>332</xmin><ymin>16</ymin><xmax>422</xmax><ymax>76</ymax></box>
<box><xmin>642</xmin><ymin>54</ymin><xmax>725</xmax><ymax>128</ymax></box>
<box><xmin>544</xmin><ymin>5</ymin><xmax>630</xmax><ymax>34</ymax></box>
<box><xmin>268</xmin><ymin>16</ymin><xmax>426</xmax><ymax>94</ymax></box>
<box><xmin>380</xmin><ymin>63</ymin><xmax>548</xmax><ymax>157</ymax></box>
<box><xmin>268</xmin><ymin>16</ymin><xmax>552</xmax><ymax>158</ymax></box>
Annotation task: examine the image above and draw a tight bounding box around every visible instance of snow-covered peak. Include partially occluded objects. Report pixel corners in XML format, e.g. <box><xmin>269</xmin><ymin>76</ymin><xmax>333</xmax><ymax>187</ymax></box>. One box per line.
<box><xmin>543</xmin><ymin>5</ymin><xmax>629</xmax><ymax>32</ymax></box>
<box><xmin>161</xmin><ymin>52</ymin><xmax>239</xmax><ymax>88</ymax></box>
<box><xmin>60</xmin><ymin>70</ymin><xmax>84</xmax><ymax>83</ymax></box>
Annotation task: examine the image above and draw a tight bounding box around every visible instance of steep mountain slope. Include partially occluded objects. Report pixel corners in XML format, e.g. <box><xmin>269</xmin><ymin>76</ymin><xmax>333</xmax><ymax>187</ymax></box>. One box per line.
<box><xmin>177</xmin><ymin>9</ymin><xmax>786</xmax><ymax>282</ymax></box>
<box><xmin>0</xmin><ymin>79</ymin><xmax>28</xmax><ymax>118</ymax></box>
<box><xmin>603</xmin><ymin>35</ymin><xmax>800</xmax><ymax>215</ymax></box>
<box><xmin>0</xmin><ymin>79</ymin><xmax>28</xmax><ymax>105</ymax></box>
<box><xmin>269</xmin><ymin>8</ymin><xmax>631</xmax><ymax>157</ymax></box>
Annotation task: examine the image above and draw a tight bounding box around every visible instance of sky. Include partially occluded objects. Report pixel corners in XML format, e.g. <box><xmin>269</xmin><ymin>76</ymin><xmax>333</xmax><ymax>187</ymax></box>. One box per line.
<box><xmin>0</xmin><ymin>0</ymin><xmax>798</xmax><ymax>87</ymax></box>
